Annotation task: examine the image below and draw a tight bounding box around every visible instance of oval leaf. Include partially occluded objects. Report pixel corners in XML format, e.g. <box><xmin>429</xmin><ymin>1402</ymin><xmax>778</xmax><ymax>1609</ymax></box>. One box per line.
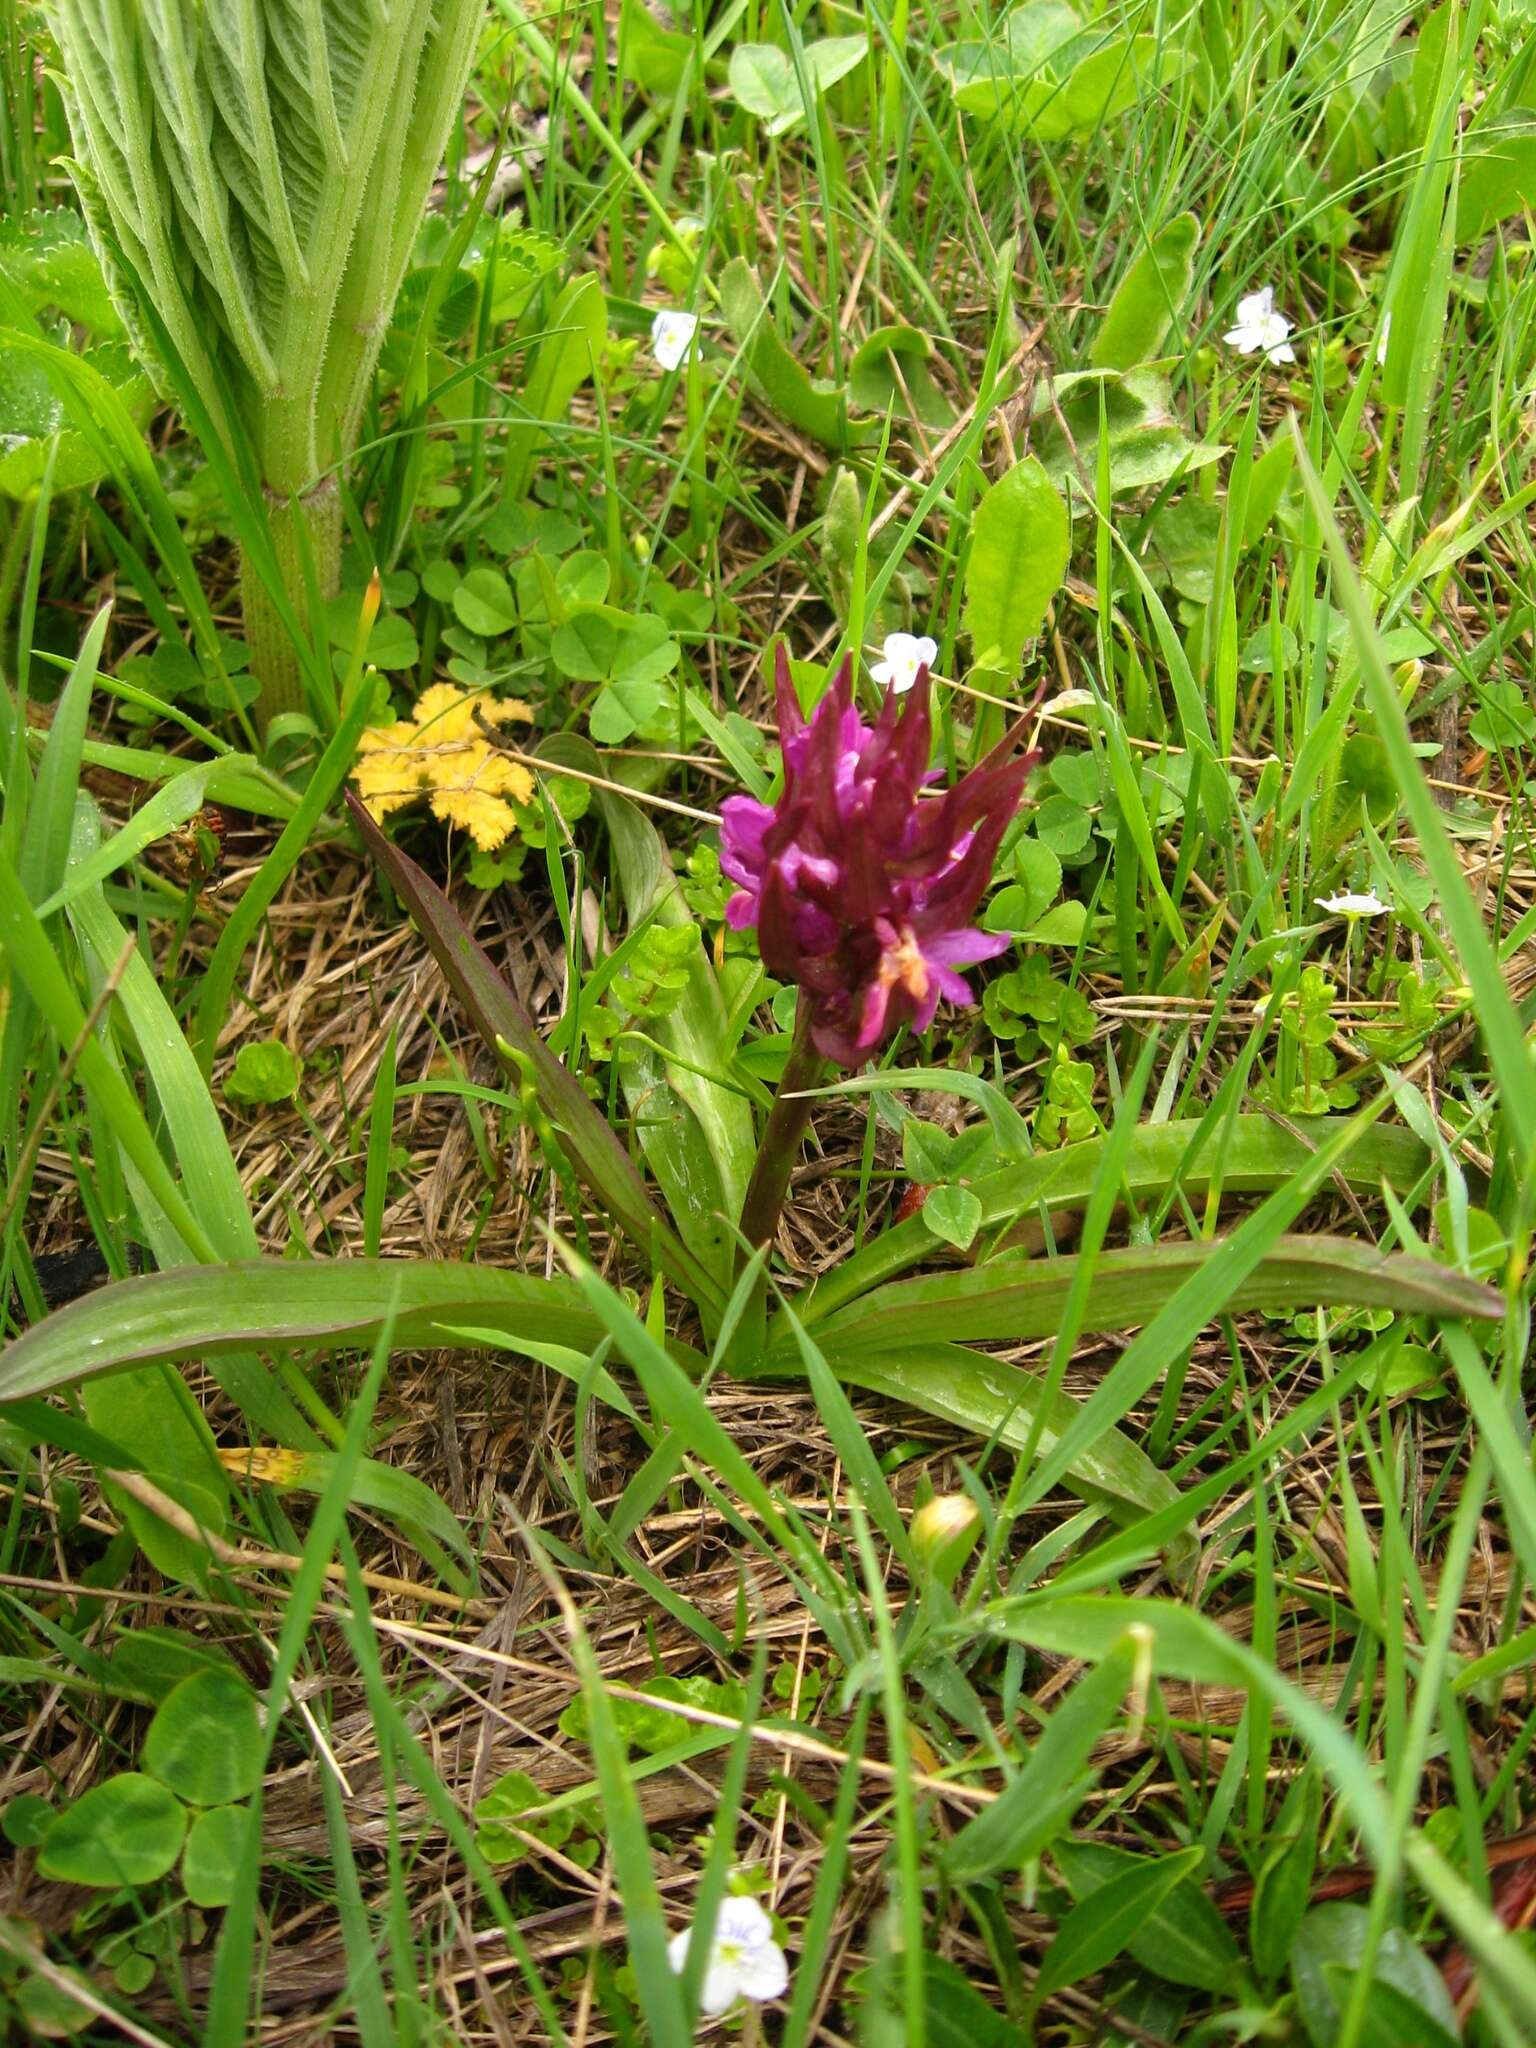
<box><xmin>963</xmin><ymin>456</ymin><xmax>1069</xmax><ymax>673</ymax></box>
<box><xmin>37</xmin><ymin>1774</ymin><xmax>187</xmax><ymax>1888</ymax></box>
<box><xmin>182</xmin><ymin>1804</ymin><xmax>253</xmax><ymax>1910</ymax></box>
<box><xmin>1036</xmin><ymin>1845</ymin><xmax>1205</xmax><ymax>2001</ymax></box>
<box><xmin>144</xmin><ymin>1668</ymin><xmax>264</xmax><ymax>1807</ymax></box>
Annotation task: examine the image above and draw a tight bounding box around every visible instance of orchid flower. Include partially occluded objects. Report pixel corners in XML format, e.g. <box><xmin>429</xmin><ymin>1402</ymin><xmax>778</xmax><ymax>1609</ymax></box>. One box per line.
<box><xmin>1223</xmin><ymin>286</ymin><xmax>1296</xmax><ymax>365</ymax></box>
<box><xmin>721</xmin><ymin>649</ymin><xmax>1036</xmax><ymax>1068</ymax></box>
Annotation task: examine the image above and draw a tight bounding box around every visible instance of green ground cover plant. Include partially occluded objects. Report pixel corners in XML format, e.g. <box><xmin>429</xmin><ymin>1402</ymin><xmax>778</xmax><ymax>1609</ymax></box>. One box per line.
<box><xmin>2</xmin><ymin>0</ymin><xmax>1535</xmax><ymax>2041</ymax></box>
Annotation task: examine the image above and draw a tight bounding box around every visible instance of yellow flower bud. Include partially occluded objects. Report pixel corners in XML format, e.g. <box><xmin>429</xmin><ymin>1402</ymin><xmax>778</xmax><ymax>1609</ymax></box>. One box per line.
<box><xmin>910</xmin><ymin>1494</ymin><xmax>981</xmax><ymax>1586</ymax></box>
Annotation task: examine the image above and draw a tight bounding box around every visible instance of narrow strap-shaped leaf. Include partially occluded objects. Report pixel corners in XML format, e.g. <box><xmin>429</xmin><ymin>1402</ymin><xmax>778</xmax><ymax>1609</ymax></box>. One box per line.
<box><xmin>796</xmin><ymin>1235</ymin><xmax>1499</xmax><ymax>1357</ymax></box>
<box><xmin>800</xmin><ymin>1339</ymin><xmax>1184</xmax><ymax>1532</ymax></box>
<box><xmin>346</xmin><ymin>793</ymin><xmax>725</xmax><ymax>1313</ymax></box>
<box><xmin>804</xmin><ymin>1115</ymin><xmax>1433</xmax><ymax>1321</ymax></box>
<box><xmin>0</xmin><ymin>1258</ymin><xmax>619</xmax><ymax>1403</ymax></box>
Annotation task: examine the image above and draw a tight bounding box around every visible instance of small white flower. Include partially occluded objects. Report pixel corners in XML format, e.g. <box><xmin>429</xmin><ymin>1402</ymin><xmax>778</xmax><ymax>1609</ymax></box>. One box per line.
<box><xmin>1223</xmin><ymin>286</ymin><xmax>1296</xmax><ymax>366</ymax></box>
<box><xmin>651</xmin><ymin>309</ymin><xmax>700</xmax><ymax>372</ymax></box>
<box><xmin>1316</xmin><ymin>890</ymin><xmax>1389</xmax><ymax>918</ymax></box>
<box><xmin>667</xmin><ymin>1895</ymin><xmax>788</xmax><ymax>2017</ymax></box>
<box><xmin>1376</xmin><ymin>311</ymin><xmax>1392</xmax><ymax>367</ymax></box>
<box><xmin>870</xmin><ymin>631</ymin><xmax>938</xmax><ymax>695</ymax></box>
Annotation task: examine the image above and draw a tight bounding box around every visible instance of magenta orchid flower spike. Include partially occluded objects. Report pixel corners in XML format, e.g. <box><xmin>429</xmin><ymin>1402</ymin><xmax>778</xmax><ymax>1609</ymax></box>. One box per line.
<box><xmin>721</xmin><ymin>648</ymin><xmax>1037</xmax><ymax>1068</ymax></box>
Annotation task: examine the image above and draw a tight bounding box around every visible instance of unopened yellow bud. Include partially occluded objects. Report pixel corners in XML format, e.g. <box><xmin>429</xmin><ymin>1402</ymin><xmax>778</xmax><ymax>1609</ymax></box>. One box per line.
<box><xmin>910</xmin><ymin>1494</ymin><xmax>981</xmax><ymax>1587</ymax></box>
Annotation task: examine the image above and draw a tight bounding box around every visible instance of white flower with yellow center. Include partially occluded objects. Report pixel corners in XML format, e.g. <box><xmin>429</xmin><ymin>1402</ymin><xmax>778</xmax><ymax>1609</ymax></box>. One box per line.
<box><xmin>1315</xmin><ymin>890</ymin><xmax>1389</xmax><ymax>918</ymax></box>
<box><xmin>651</xmin><ymin>308</ymin><xmax>700</xmax><ymax>372</ymax></box>
<box><xmin>870</xmin><ymin>631</ymin><xmax>938</xmax><ymax>695</ymax></box>
<box><xmin>1224</xmin><ymin>286</ymin><xmax>1296</xmax><ymax>365</ymax></box>
<box><xmin>667</xmin><ymin>1895</ymin><xmax>788</xmax><ymax>2016</ymax></box>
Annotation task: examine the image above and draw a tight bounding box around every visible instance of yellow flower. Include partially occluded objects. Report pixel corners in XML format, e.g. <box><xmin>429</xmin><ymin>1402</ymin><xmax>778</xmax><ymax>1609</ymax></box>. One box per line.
<box><xmin>352</xmin><ymin>684</ymin><xmax>536</xmax><ymax>851</ymax></box>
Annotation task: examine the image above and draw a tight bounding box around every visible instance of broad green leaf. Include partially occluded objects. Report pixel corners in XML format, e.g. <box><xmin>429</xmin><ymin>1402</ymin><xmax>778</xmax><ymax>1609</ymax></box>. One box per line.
<box><xmin>934</xmin><ymin>6</ymin><xmax>1084</xmax><ymax>120</ymax></box>
<box><xmin>66</xmin><ymin>804</ymin><xmax>315</xmax><ymax>1451</ymax></box>
<box><xmin>346</xmin><ymin>793</ymin><xmax>723</xmax><ymax>1313</ymax></box>
<box><xmin>84</xmin><ymin>1365</ymin><xmax>230</xmax><ymax>1583</ymax></box>
<box><xmin>790</xmin><ymin>1112</ymin><xmax>1431</xmax><ymax>1322</ymax></box>
<box><xmin>1318</xmin><ymin>1974</ymin><xmax>1460</xmax><ymax>2048</ymax></box>
<box><xmin>0</xmin><ymin>335</ymin><xmax>151</xmax><ymax>497</ymax></box>
<box><xmin>962</xmin><ymin>456</ymin><xmax>1069</xmax><ymax>672</ymax></box>
<box><xmin>182</xmin><ymin>1805</ymin><xmax>252</xmax><ymax>1910</ymax></box>
<box><xmin>0</xmin><ymin>208</ymin><xmax>122</xmax><ymax>335</ymax></box>
<box><xmin>1251</xmin><ymin>1770</ymin><xmax>1322</xmax><ymax>1984</ymax></box>
<box><xmin>921</xmin><ymin>1185</ymin><xmax>983</xmax><ymax>1251</ymax></box>
<box><xmin>143</xmin><ymin>1669</ymin><xmax>264</xmax><ymax>1806</ymax></box>
<box><xmin>221</xmin><ymin>1441</ymin><xmax>476</xmax><ymax>1582</ymax></box>
<box><xmin>620</xmin><ymin>0</ymin><xmax>692</xmax><ymax>95</ymax></box>
<box><xmin>36</xmin><ymin>1774</ymin><xmax>187</xmax><ymax>1888</ymax></box>
<box><xmin>453</xmin><ymin>567</ymin><xmax>518</xmax><ymax>637</ymax></box>
<box><xmin>1291</xmin><ymin>1904</ymin><xmax>1461</xmax><ymax>2048</ymax></box>
<box><xmin>1090</xmin><ymin>213</ymin><xmax>1201</xmax><ymax>370</ymax></box>
<box><xmin>35</xmin><ymin>753</ymin><xmax>264</xmax><ymax>920</ymax></box>
<box><xmin>224</xmin><ymin>1038</ymin><xmax>303</xmax><ymax>1106</ymax></box>
<box><xmin>847</xmin><ymin>325</ymin><xmax>955</xmax><ymax>429</ymax></box>
<box><xmin>728</xmin><ymin>37</ymin><xmax>866</xmax><ymax>134</ymax></box>
<box><xmin>1032</xmin><ymin>35</ymin><xmax>1171</xmax><ymax>142</ymax></box>
<box><xmin>1034</xmin><ymin>367</ymin><xmax>1224</xmax><ymax>503</ymax></box>
<box><xmin>110</xmin><ymin>1627</ymin><xmax>240</xmax><ymax>1705</ymax></box>
<box><xmin>1455</xmin><ymin>108</ymin><xmax>1536</xmax><ymax>243</ymax></box>
<box><xmin>1051</xmin><ymin>1840</ymin><xmax>1240</xmax><ymax>1992</ymax></box>
<box><xmin>720</xmin><ymin>257</ymin><xmax>853</xmax><ymax>452</ymax></box>
<box><xmin>860</xmin><ymin>1949</ymin><xmax>1030</xmax><ymax>2046</ymax></box>
<box><xmin>1036</xmin><ymin>1846</ymin><xmax>1205</xmax><ymax>2000</ymax></box>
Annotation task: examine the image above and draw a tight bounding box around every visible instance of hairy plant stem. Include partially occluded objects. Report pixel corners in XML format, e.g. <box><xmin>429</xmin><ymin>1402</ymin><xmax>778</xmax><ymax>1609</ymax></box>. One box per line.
<box><xmin>240</xmin><ymin>476</ymin><xmax>342</xmax><ymax>725</ymax></box>
<box><xmin>737</xmin><ymin>999</ymin><xmax>829</xmax><ymax>1258</ymax></box>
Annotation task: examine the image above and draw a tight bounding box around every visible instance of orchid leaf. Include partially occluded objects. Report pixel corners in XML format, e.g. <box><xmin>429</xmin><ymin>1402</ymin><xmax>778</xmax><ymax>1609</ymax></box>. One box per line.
<box><xmin>347</xmin><ymin>793</ymin><xmax>725</xmax><ymax>1314</ymax></box>
<box><xmin>0</xmin><ymin>1260</ymin><xmax>624</xmax><ymax>1403</ymax></box>
<box><xmin>802</xmin><ymin>1340</ymin><xmax>1185</xmax><ymax>1535</ymax></box>
<box><xmin>797</xmin><ymin>1236</ymin><xmax>1498</xmax><ymax>1359</ymax></box>
<box><xmin>963</xmin><ymin>455</ymin><xmax>1070</xmax><ymax>673</ymax></box>
<box><xmin>805</xmin><ymin>1115</ymin><xmax>1433</xmax><ymax>1319</ymax></box>
<box><xmin>542</xmin><ymin>735</ymin><xmax>756</xmax><ymax>1292</ymax></box>
<box><xmin>1089</xmin><ymin>211</ymin><xmax>1201</xmax><ymax>370</ymax></box>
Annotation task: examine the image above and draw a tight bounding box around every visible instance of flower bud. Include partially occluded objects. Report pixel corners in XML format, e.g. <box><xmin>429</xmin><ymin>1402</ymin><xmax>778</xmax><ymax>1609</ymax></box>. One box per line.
<box><xmin>910</xmin><ymin>1493</ymin><xmax>981</xmax><ymax>1587</ymax></box>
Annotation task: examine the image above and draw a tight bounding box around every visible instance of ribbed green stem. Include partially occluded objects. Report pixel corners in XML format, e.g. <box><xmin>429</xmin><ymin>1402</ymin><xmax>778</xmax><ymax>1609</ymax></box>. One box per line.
<box><xmin>737</xmin><ymin>1001</ymin><xmax>829</xmax><ymax>1256</ymax></box>
<box><xmin>240</xmin><ymin>476</ymin><xmax>342</xmax><ymax>725</ymax></box>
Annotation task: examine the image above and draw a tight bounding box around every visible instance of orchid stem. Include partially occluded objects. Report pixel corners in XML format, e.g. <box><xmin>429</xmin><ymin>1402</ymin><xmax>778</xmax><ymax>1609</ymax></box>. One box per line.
<box><xmin>737</xmin><ymin>999</ymin><xmax>827</xmax><ymax>1262</ymax></box>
